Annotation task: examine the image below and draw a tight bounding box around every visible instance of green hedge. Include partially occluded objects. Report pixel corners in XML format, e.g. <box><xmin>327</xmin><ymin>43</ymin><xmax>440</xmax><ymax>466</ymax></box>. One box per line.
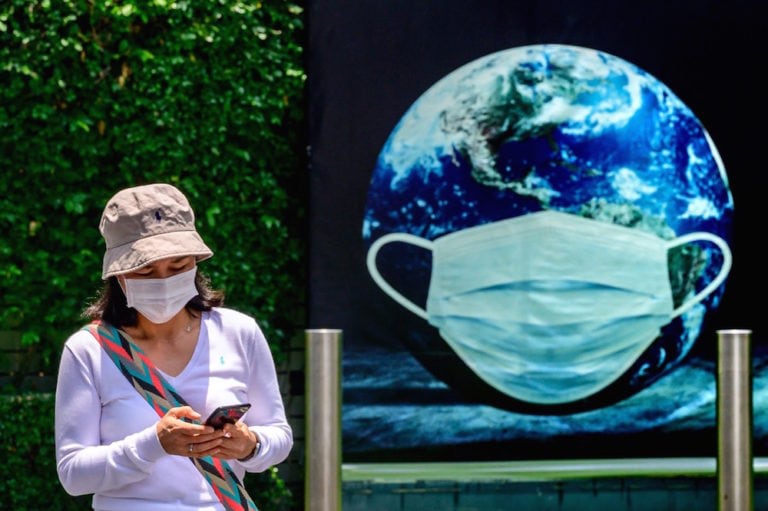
<box><xmin>1</xmin><ymin>0</ymin><xmax>306</xmax><ymax>508</ymax></box>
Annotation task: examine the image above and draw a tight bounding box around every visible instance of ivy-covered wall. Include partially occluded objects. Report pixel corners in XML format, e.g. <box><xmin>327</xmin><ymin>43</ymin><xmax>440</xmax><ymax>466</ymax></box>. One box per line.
<box><xmin>0</xmin><ymin>0</ymin><xmax>306</xmax><ymax>377</ymax></box>
<box><xmin>0</xmin><ymin>1</ymin><xmax>307</xmax><ymax>509</ymax></box>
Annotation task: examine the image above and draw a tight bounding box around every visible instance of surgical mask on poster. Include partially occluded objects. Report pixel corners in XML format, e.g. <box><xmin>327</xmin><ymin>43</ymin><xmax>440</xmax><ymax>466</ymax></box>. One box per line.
<box><xmin>367</xmin><ymin>210</ymin><xmax>732</xmax><ymax>404</ymax></box>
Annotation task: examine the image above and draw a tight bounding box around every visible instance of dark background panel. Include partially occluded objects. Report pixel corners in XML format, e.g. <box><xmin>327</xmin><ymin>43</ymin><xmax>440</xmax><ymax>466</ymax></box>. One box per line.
<box><xmin>307</xmin><ymin>1</ymin><xmax>767</xmax><ymax>463</ymax></box>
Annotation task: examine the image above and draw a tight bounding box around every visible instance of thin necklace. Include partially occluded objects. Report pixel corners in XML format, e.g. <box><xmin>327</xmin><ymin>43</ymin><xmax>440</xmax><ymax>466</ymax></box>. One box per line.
<box><xmin>183</xmin><ymin>310</ymin><xmax>197</xmax><ymax>333</ymax></box>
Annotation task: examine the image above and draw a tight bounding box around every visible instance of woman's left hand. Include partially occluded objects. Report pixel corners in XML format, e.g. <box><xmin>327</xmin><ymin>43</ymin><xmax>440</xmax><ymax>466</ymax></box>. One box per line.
<box><xmin>215</xmin><ymin>421</ymin><xmax>259</xmax><ymax>460</ymax></box>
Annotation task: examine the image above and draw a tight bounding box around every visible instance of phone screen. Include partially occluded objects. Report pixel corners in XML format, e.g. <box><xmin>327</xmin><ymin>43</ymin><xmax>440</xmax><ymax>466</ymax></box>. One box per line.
<box><xmin>204</xmin><ymin>403</ymin><xmax>251</xmax><ymax>429</ymax></box>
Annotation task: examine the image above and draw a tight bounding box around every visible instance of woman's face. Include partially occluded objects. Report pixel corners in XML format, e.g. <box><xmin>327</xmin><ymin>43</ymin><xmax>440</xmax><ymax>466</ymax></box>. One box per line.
<box><xmin>120</xmin><ymin>255</ymin><xmax>197</xmax><ymax>282</ymax></box>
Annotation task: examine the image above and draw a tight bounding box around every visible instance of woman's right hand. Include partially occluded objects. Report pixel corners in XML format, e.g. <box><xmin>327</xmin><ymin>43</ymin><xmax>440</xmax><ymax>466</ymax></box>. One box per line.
<box><xmin>156</xmin><ymin>406</ymin><xmax>220</xmax><ymax>457</ymax></box>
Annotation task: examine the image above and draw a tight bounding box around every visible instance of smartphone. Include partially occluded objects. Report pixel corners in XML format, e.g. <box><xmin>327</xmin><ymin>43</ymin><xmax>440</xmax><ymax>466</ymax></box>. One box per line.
<box><xmin>204</xmin><ymin>403</ymin><xmax>251</xmax><ymax>429</ymax></box>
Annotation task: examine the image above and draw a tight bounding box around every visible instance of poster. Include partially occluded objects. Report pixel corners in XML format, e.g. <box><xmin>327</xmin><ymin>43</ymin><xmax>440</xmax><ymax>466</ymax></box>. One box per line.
<box><xmin>307</xmin><ymin>0</ymin><xmax>767</xmax><ymax>463</ymax></box>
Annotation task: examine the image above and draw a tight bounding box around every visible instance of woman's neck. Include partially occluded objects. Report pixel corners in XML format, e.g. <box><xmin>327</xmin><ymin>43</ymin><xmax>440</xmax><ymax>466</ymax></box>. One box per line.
<box><xmin>127</xmin><ymin>309</ymin><xmax>200</xmax><ymax>345</ymax></box>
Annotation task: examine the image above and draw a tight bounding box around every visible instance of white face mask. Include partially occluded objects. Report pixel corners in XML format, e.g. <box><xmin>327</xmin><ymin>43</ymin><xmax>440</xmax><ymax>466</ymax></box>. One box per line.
<box><xmin>367</xmin><ymin>210</ymin><xmax>732</xmax><ymax>405</ymax></box>
<box><xmin>123</xmin><ymin>267</ymin><xmax>199</xmax><ymax>324</ymax></box>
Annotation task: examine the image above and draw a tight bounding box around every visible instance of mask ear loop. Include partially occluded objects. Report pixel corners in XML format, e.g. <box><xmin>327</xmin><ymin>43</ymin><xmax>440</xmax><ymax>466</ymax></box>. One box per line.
<box><xmin>668</xmin><ymin>232</ymin><xmax>733</xmax><ymax>318</ymax></box>
<box><xmin>367</xmin><ymin>233</ymin><xmax>432</xmax><ymax>320</ymax></box>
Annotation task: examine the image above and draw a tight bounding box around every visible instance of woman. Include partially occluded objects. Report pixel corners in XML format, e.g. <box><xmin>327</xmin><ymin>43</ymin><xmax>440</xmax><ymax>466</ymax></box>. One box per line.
<box><xmin>54</xmin><ymin>183</ymin><xmax>293</xmax><ymax>510</ymax></box>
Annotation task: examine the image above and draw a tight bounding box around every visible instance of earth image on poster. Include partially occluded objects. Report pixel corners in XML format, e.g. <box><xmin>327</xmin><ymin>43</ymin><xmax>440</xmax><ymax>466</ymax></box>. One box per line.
<box><xmin>362</xmin><ymin>44</ymin><xmax>734</xmax><ymax>414</ymax></box>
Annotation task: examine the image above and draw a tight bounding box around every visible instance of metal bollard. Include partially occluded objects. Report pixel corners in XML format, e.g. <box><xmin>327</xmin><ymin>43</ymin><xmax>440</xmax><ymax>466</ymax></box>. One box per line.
<box><xmin>717</xmin><ymin>329</ymin><xmax>753</xmax><ymax>511</ymax></box>
<box><xmin>305</xmin><ymin>329</ymin><xmax>343</xmax><ymax>511</ymax></box>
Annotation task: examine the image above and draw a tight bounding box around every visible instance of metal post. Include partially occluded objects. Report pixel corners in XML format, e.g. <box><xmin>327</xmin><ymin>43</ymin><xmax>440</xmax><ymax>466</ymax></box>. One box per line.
<box><xmin>305</xmin><ymin>329</ymin><xmax>342</xmax><ymax>511</ymax></box>
<box><xmin>717</xmin><ymin>329</ymin><xmax>753</xmax><ymax>511</ymax></box>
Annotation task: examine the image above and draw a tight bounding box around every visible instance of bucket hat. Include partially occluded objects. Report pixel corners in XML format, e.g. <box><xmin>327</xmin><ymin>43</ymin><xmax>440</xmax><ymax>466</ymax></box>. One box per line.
<box><xmin>99</xmin><ymin>183</ymin><xmax>213</xmax><ymax>279</ymax></box>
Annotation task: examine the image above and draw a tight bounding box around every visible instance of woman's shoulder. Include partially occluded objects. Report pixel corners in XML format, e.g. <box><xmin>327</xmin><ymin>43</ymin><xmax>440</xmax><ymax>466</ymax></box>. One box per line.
<box><xmin>62</xmin><ymin>324</ymin><xmax>104</xmax><ymax>355</ymax></box>
<box><xmin>205</xmin><ymin>307</ymin><xmax>259</xmax><ymax>333</ymax></box>
<box><xmin>207</xmin><ymin>306</ymin><xmax>254</xmax><ymax>323</ymax></box>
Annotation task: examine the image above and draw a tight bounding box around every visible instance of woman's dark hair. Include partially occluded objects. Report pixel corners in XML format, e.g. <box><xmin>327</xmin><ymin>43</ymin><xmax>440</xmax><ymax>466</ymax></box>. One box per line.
<box><xmin>82</xmin><ymin>271</ymin><xmax>224</xmax><ymax>328</ymax></box>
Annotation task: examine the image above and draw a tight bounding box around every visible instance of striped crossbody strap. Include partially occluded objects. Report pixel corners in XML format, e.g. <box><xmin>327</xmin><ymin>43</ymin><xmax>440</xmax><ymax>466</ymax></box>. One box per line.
<box><xmin>84</xmin><ymin>321</ymin><xmax>258</xmax><ymax>511</ymax></box>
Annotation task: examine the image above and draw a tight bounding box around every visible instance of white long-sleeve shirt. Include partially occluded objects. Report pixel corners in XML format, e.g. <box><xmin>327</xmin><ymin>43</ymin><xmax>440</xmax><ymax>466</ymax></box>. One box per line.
<box><xmin>55</xmin><ymin>307</ymin><xmax>293</xmax><ymax>511</ymax></box>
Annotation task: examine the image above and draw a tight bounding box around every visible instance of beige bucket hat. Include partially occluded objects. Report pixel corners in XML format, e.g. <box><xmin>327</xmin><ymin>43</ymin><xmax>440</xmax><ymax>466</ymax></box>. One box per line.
<box><xmin>99</xmin><ymin>183</ymin><xmax>213</xmax><ymax>279</ymax></box>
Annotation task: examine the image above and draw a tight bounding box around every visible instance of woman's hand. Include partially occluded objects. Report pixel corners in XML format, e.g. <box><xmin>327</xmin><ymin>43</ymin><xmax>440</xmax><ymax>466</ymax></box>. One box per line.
<box><xmin>215</xmin><ymin>421</ymin><xmax>260</xmax><ymax>461</ymax></box>
<box><xmin>156</xmin><ymin>406</ymin><xmax>222</xmax><ymax>457</ymax></box>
